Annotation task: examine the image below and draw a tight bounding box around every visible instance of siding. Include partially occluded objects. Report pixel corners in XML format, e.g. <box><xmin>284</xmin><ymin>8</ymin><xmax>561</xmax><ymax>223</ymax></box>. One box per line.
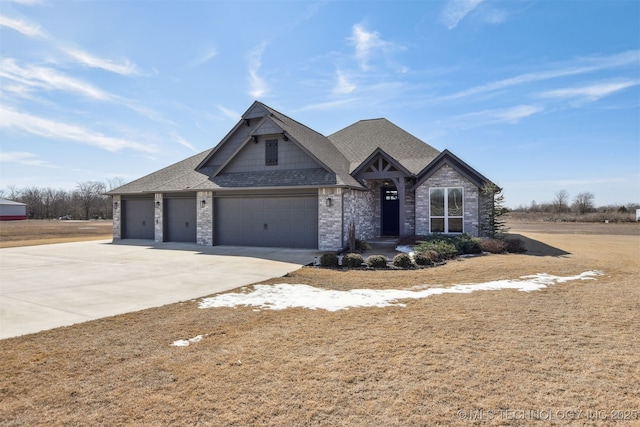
<box><xmin>222</xmin><ymin>137</ymin><xmax>321</xmax><ymax>173</ymax></box>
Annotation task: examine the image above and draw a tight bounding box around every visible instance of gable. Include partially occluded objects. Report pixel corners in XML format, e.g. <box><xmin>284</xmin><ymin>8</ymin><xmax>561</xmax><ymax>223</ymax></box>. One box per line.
<box><xmin>352</xmin><ymin>147</ymin><xmax>412</xmax><ymax>180</ymax></box>
<box><xmin>220</xmin><ymin>134</ymin><xmax>324</xmax><ymax>174</ymax></box>
<box><xmin>413</xmin><ymin>149</ymin><xmax>492</xmax><ymax>190</ymax></box>
<box><xmin>328</xmin><ymin>118</ymin><xmax>440</xmax><ymax>174</ymax></box>
<box><xmin>198</xmin><ymin>121</ymin><xmax>252</xmax><ymax>171</ymax></box>
<box><xmin>197</xmin><ymin>100</ymin><xmax>272</xmax><ymax>172</ymax></box>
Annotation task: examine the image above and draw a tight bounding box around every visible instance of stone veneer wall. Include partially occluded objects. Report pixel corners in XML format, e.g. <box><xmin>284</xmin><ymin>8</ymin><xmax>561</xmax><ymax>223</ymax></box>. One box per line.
<box><xmin>318</xmin><ymin>187</ymin><xmax>343</xmax><ymax>251</ymax></box>
<box><xmin>154</xmin><ymin>193</ymin><xmax>163</xmax><ymax>243</ymax></box>
<box><xmin>415</xmin><ymin>164</ymin><xmax>480</xmax><ymax>236</ymax></box>
<box><xmin>343</xmin><ymin>187</ymin><xmax>377</xmax><ymax>243</ymax></box>
<box><xmin>112</xmin><ymin>195</ymin><xmax>121</xmax><ymax>239</ymax></box>
<box><xmin>197</xmin><ymin>191</ymin><xmax>214</xmax><ymax>246</ymax></box>
<box><xmin>403</xmin><ymin>184</ymin><xmax>416</xmax><ymax>237</ymax></box>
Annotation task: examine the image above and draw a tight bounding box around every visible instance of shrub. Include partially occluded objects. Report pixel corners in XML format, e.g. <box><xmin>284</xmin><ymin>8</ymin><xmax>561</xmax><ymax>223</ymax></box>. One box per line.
<box><xmin>479</xmin><ymin>239</ymin><xmax>506</xmax><ymax>254</ymax></box>
<box><xmin>393</xmin><ymin>253</ymin><xmax>414</xmax><ymax>268</ymax></box>
<box><xmin>319</xmin><ymin>253</ymin><xmax>339</xmax><ymax>268</ymax></box>
<box><xmin>505</xmin><ymin>237</ymin><xmax>527</xmax><ymax>253</ymax></box>
<box><xmin>413</xmin><ymin>252</ymin><xmax>432</xmax><ymax>266</ymax></box>
<box><xmin>454</xmin><ymin>234</ymin><xmax>482</xmax><ymax>255</ymax></box>
<box><xmin>416</xmin><ymin>239</ymin><xmax>458</xmax><ymax>259</ymax></box>
<box><xmin>342</xmin><ymin>239</ymin><xmax>371</xmax><ymax>254</ymax></box>
<box><xmin>343</xmin><ymin>253</ymin><xmax>364</xmax><ymax>268</ymax></box>
<box><xmin>355</xmin><ymin>239</ymin><xmax>371</xmax><ymax>252</ymax></box>
<box><xmin>423</xmin><ymin>249</ymin><xmax>441</xmax><ymax>262</ymax></box>
<box><xmin>366</xmin><ymin>255</ymin><xmax>388</xmax><ymax>269</ymax></box>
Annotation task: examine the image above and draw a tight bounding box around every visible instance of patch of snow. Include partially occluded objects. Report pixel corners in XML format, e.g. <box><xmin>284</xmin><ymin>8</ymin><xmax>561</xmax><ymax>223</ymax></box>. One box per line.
<box><xmin>171</xmin><ymin>334</ymin><xmax>203</xmax><ymax>347</ymax></box>
<box><xmin>395</xmin><ymin>245</ymin><xmax>416</xmax><ymax>256</ymax></box>
<box><xmin>199</xmin><ymin>271</ymin><xmax>603</xmax><ymax>312</ymax></box>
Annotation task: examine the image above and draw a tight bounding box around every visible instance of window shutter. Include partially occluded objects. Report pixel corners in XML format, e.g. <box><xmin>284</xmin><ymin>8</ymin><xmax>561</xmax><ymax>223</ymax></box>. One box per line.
<box><xmin>265</xmin><ymin>139</ymin><xmax>278</xmax><ymax>166</ymax></box>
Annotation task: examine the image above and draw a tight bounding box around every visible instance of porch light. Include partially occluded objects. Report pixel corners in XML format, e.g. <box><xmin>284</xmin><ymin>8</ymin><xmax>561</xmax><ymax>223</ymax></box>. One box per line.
<box><xmin>200</xmin><ymin>199</ymin><xmax>206</xmax><ymax>208</ymax></box>
<box><xmin>113</xmin><ymin>202</ymin><xmax>118</xmax><ymax>210</ymax></box>
<box><xmin>326</xmin><ymin>197</ymin><xmax>332</xmax><ymax>207</ymax></box>
<box><xmin>155</xmin><ymin>201</ymin><xmax>161</xmax><ymax>208</ymax></box>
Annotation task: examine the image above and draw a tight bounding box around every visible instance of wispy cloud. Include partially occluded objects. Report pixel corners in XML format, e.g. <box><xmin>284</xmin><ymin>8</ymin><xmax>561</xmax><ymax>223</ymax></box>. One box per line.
<box><xmin>349</xmin><ymin>24</ymin><xmax>404</xmax><ymax>71</ymax></box>
<box><xmin>440</xmin><ymin>50</ymin><xmax>640</xmax><ymax>102</ymax></box>
<box><xmin>3</xmin><ymin>0</ymin><xmax>43</xmax><ymax>5</ymax></box>
<box><xmin>458</xmin><ymin>104</ymin><xmax>544</xmax><ymax>126</ymax></box>
<box><xmin>171</xmin><ymin>132</ymin><xmax>198</xmax><ymax>152</ymax></box>
<box><xmin>481</xmin><ymin>8</ymin><xmax>507</xmax><ymax>25</ymax></box>
<box><xmin>0</xmin><ymin>105</ymin><xmax>156</xmax><ymax>153</ymax></box>
<box><xmin>298</xmin><ymin>98</ymin><xmax>360</xmax><ymax>112</ymax></box>
<box><xmin>0</xmin><ymin>58</ymin><xmax>169</xmax><ymax>123</ymax></box>
<box><xmin>538</xmin><ymin>80</ymin><xmax>639</xmax><ymax>102</ymax></box>
<box><xmin>1</xmin><ymin>15</ymin><xmax>139</xmax><ymax>75</ymax></box>
<box><xmin>0</xmin><ymin>58</ymin><xmax>112</xmax><ymax>101</ymax></box>
<box><xmin>0</xmin><ymin>151</ymin><xmax>57</xmax><ymax>168</ymax></box>
<box><xmin>333</xmin><ymin>71</ymin><xmax>356</xmax><ymax>94</ymax></box>
<box><xmin>441</xmin><ymin>0</ymin><xmax>484</xmax><ymax>29</ymax></box>
<box><xmin>188</xmin><ymin>47</ymin><xmax>218</xmax><ymax>68</ymax></box>
<box><xmin>60</xmin><ymin>47</ymin><xmax>139</xmax><ymax>76</ymax></box>
<box><xmin>0</xmin><ymin>15</ymin><xmax>45</xmax><ymax>38</ymax></box>
<box><xmin>217</xmin><ymin>105</ymin><xmax>241</xmax><ymax>121</ymax></box>
<box><xmin>247</xmin><ymin>43</ymin><xmax>268</xmax><ymax>98</ymax></box>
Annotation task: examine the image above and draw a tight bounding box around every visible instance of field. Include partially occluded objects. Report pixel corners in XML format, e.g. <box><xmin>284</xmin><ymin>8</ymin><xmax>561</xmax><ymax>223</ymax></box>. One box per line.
<box><xmin>1</xmin><ymin>220</ymin><xmax>639</xmax><ymax>426</ymax></box>
<box><xmin>0</xmin><ymin>219</ymin><xmax>113</xmax><ymax>248</ymax></box>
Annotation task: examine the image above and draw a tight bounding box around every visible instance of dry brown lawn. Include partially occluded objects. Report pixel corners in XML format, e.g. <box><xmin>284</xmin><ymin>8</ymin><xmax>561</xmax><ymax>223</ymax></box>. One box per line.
<box><xmin>1</xmin><ymin>222</ymin><xmax>639</xmax><ymax>426</ymax></box>
<box><xmin>0</xmin><ymin>220</ymin><xmax>112</xmax><ymax>248</ymax></box>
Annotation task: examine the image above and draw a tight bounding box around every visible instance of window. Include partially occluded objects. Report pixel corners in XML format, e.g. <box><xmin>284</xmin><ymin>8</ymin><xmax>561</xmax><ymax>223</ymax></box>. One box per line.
<box><xmin>430</xmin><ymin>187</ymin><xmax>463</xmax><ymax>233</ymax></box>
<box><xmin>265</xmin><ymin>139</ymin><xmax>278</xmax><ymax>166</ymax></box>
<box><xmin>384</xmin><ymin>189</ymin><xmax>398</xmax><ymax>201</ymax></box>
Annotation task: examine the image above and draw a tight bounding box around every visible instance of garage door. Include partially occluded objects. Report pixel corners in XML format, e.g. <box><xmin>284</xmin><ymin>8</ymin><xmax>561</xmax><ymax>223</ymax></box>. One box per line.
<box><xmin>122</xmin><ymin>198</ymin><xmax>154</xmax><ymax>240</ymax></box>
<box><xmin>215</xmin><ymin>195</ymin><xmax>318</xmax><ymax>248</ymax></box>
<box><xmin>164</xmin><ymin>196</ymin><xmax>197</xmax><ymax>243</ymax></box>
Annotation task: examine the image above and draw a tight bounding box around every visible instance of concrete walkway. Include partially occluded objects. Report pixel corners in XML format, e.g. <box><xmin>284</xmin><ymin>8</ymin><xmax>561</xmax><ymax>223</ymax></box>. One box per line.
<box><xmin>0</xmin><ymin>240</ymin><xmax>320</xmax><ymax>339</ymax></box>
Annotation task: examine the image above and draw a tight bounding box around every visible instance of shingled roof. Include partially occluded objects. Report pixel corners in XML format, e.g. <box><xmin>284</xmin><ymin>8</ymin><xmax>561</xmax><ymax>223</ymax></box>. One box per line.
<box><xmin>328</xmin><ymin>118</ymin><xmax>441</xmax><ymax>175</ymax></box>
<box><xmin>257</xmin><ymin>104</ymin><xmax>360</xmax><ymax>187</ymax></box>
<box><xmin>106</xmin><ymin>150</ymin><xmax>213</xmax><ymax>194</ymax></box>
<box><xmin>108</xmin><ymin>102</ymin><xmax>445</xmax><ymax>195</ymax></box>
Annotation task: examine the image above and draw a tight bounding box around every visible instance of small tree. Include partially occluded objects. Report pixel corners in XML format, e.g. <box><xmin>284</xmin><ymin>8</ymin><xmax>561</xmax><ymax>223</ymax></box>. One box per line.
<box><xmin>553</xmin><ymin>190</ymin><xmax>570</xmax><ymax>213</ymax></box>
<box><xmin>348</xmin><ymin>220</ymin><xmax>356</xmax><ymax>253</ymax></box>
<box><xmin>572</xmin><ymin>192</ymin><xmax>595</xmax><ymax>215</ymax></box>
<box><xmin>76</xmin><ymin>181</ymin><xmax>106</xmax><ymax>220</ymax></box>
<box><xmin>480</xmin><ymin>182</ymin><xmax>509</xmax><ymax>239</ymax></box>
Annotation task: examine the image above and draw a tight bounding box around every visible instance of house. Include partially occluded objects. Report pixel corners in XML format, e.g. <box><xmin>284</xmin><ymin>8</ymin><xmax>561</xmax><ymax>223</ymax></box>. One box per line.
<box><xmin>0</xmin><ymin>199</ymin><xmax>28</xmax><ymax>221</ymax></box>
<box><xmin>108</xmin><ymin>101</ymin><xmax>494</xmax><ymax>250</ymax></box>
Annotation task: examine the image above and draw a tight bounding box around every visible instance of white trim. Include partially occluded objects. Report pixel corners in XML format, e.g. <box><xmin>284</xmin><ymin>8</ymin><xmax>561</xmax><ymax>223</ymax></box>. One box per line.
<box><xmin>429</xmin><ymin>187</ymin><xmax>464</xmax><ymax>233</ymax></box>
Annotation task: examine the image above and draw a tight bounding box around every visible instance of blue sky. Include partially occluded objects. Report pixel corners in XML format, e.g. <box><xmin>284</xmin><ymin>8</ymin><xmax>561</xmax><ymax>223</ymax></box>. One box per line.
<box><xmin>1</xmin><ymin>0</ymin><xmax>638</xmax><ymax>208</ymax></box>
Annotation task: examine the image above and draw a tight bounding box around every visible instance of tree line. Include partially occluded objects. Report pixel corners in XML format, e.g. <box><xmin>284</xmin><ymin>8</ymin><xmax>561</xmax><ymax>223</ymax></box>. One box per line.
<box><xmin>513</xmin><ymin>190</ymin><xmax>638</xmax><ymax>214</ymax></box>
<box><xmin>510</xmin><ymin>190</ymin><xmax>639</xmax><ymax>223</ymax></box>
<box><xmin>1</xmin><ymin>179</ymin><xmax>125</xmax><ymax>220</ymax></box>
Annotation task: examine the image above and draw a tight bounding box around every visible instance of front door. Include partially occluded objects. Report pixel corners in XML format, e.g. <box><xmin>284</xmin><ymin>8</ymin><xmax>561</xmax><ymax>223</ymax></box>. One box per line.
<box><xmin>381</xmin><ymin>187</ymin><xmax>399</xmax><ymax>236</ymax></box>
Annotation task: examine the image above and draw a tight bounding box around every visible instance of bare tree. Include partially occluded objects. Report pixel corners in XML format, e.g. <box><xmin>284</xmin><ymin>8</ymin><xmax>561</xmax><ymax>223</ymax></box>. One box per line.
<box><xmin>76</xmin><ymin>181</ymin><xmax>106</xmax><ymax>219</ymax></box>
<box><xmin>107</xmin><ymin>177</ymin><xmax>127</xmax><ymax>191</ymax></box>
<box><xmin>553</xmin><ymin>190</ymin><xmax>570</xmax><ymax>213</ymax></box>
<box><xmin>573</xmin><ymin>192</ymin><xmax>595</xmax><ymax>215</ymax></box>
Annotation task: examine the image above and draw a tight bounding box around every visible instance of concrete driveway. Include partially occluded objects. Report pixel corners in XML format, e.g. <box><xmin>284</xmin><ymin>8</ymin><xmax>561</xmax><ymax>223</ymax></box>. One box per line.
<box><xmin>0</xmin><ymin>240</ymin><xmax>319</xmax><ymax>339</ymax></box>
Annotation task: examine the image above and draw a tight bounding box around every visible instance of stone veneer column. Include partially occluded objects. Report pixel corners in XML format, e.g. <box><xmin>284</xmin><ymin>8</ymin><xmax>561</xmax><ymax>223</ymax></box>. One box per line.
<box><xmin>318</xmin><ymin>188</ymin><xmax>343</xmax><ymax>251</ymax></box>
<box><xmin>112</xmin><ymin>195</ymin><xmax>121</xmax><ymax>240</ymax></box>
<box><xmin>154</xmin><ymin>193</ymin><xmax>163</xmax><ymax>243</ymax></box>
<box><xmin>197</xmin><ymin>191</ymin><xmax>214</xmax><ymax>246</ymax></box>
<box><xmin>342</xmin><ymin>188</ymin><xmax>377</xmax><ymax>241</ymax></box>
